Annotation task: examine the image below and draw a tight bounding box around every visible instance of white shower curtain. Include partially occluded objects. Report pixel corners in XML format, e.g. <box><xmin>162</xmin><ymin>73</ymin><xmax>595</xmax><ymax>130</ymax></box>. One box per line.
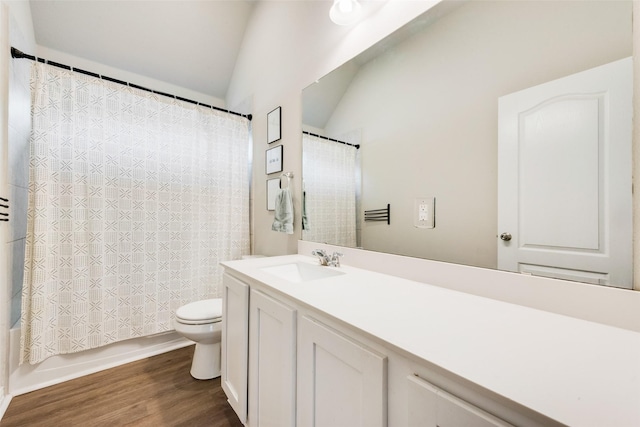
<box><xmin>302</xmin><ymin>133</ymin><xmax>358</xmax><ymax>247</ymax></box>
<box><xmin>21</xmin><ymin>62</ymin><xmax>250</xmax><ymax>364</ymax></box>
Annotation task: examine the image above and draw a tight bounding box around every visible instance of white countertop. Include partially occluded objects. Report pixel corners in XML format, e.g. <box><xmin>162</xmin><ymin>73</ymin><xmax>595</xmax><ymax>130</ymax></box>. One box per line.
<box><xmin>221</xmin><ymin>254</ymin><xmax>640</xmax><ymax>427</ymax></box>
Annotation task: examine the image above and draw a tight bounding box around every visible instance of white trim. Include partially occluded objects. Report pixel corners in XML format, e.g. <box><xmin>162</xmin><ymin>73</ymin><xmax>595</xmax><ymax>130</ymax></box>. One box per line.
<box><xmin>0</xmin><ymin>391</ymin><xmax>11</xmax><ymax>422</ymax></box>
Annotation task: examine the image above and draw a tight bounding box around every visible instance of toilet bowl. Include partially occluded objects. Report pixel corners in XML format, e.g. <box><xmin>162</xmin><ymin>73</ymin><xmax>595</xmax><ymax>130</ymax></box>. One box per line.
<box><xmin>174</xmin><ymin>298</ymin><xmax>223</xmax><ymax>380</ymax></box>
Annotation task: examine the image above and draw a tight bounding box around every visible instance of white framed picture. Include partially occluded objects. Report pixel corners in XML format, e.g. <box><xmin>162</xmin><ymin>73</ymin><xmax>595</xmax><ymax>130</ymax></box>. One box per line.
<box><xmin>267</xmin><ymin>106</ymin><xmax>281</xmax><ymax>144</ymax></box>
<box><xmin>266</xmin><ymin>145</ymin><xmax>283</xmax><ymax>174</ymax></box>
<box><xmin>267</xmin><ymin>178</ymin><xmax>281</xmax><ymax>211</ymax></box>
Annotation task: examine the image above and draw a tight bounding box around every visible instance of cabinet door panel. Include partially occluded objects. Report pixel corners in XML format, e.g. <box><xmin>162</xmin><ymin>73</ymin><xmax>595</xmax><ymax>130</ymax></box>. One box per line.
<box><xmin>249</xmin><ymin>289</ymin><xmax>296</xmax><ymax>427</ymax></box>
<box><xmin>406</xmin><ymin>374</ymin><xmax>512</xmax><ymax>427</ymax></box>
<box><xmin>437</xmin><ymin>390</ymin><xmax>512</xmax><ymax>427</ymax></box>
<box><xmin>406</xmin><ymin>375</ymin><xmax>438</xmax><ymax>426</ymax></box>
<box><xmin>222</xmin><ymin>274</ymin><xmax>249</xmax><ymax>424</ymax></box>
<box><xmin>298</xmin><ymin>316</ymin><xmax>387</xmax><ymax>427</ymax></box>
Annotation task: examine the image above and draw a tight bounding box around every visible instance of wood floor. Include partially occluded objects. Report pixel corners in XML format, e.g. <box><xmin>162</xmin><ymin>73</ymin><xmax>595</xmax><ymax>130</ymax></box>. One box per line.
<box><xmin>0</xmin><ymin>345</ymin><xmax>244</xmax><ymax>427</ymax></box>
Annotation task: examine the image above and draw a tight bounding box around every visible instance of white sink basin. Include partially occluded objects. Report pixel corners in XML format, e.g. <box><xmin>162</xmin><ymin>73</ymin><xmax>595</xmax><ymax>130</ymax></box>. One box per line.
<box><xmin>261</xmin><ymin>262</ymin><xmax>345</xmax><ymax>283</ymax></box>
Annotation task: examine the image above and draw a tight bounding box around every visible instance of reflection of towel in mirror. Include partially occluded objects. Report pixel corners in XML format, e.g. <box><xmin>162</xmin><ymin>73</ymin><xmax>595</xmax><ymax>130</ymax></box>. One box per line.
<box><xmin>302</xmin><ymin>190</ymin><xmax>309</xmax><ymax>231</ymax></box>
<box><xmin>272</xmin><ymin>188</ymin><xmax>294</xmax><ymax>234</ymax></box>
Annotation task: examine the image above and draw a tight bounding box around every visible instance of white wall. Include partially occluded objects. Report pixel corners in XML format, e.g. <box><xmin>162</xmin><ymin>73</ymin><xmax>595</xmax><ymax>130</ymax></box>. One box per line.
<box><xmin>6</xmin><ymin>0</ymin><xmax>35</xmax><ymax>331</ymax></box>
<box><xmin>33</xmin><ymin>46</ymin><xmax>226</xmax><ymax>110</ymax></box>
<box><xmin>1</xmin><ymin>0</ymin><xmax>35</xmax><ymax>413</ymax></box>
<box><xmin>634</xmin><ymin>0</ymin><xmax>640</xmax><ymax>291</ymax></box>
<box><xmin>0</xmin><ymin>1</ymin><xmax>9</xmax><ymax>413</ymax></box>
<box><xmin>227</xmin><ymin>0</ymin><xmax>440</xmax><ymax>257</ymax></box>
<box><xmin>322</xmin><ymin>0</ymin><xmax>631</xmax><ymax>269</ymax></box>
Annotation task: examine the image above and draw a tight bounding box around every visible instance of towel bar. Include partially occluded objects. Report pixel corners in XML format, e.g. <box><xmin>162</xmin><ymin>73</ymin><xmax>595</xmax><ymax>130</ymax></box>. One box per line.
<box><xmin>364</xmin><ymin>204</ymin><xmax>390</xmax><ymax>225</ymax></box>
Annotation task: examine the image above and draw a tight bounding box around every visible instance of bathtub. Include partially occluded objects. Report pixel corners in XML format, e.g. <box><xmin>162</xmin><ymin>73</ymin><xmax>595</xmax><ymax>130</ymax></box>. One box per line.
<box><xmin>8</xmin><ymin>326</ymin><xmax>191</xmax><ymax>396</ymax></box>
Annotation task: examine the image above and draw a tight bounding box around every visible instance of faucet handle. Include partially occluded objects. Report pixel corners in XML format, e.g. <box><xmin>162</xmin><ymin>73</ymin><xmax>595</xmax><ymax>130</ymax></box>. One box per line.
<box><xmin>312</xmin><ymin>249</ymin><xmax>327</xmax><ymax>257</ymax></box>
<box><xmin>312</xmin><ymin>249</ymin><xmax>329</xmax><ymax>266</ymax></box>
<box><xmin>329</xmin><ymin>252</ymin><xmax>343</xmax><ymax>267</ymax></box>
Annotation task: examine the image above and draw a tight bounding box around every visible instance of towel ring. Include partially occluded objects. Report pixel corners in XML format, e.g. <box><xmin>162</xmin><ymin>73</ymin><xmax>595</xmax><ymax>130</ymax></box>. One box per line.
<box><xmin>280</xmin><ymin>172</ymin><xmax>293</xmax><ymax>188</ymax></box>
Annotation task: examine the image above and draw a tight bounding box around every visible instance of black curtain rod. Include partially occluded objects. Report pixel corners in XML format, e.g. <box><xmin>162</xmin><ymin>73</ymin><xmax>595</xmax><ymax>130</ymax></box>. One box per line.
<box><xmin>10</xmin><ymin>47</ymin><xmax>252</xmax><ymax>121</ymax></box>
<box><xmin>303</xmin><ymin>131</ymin><xmax>360</xmax><ymax>149</ymax></box>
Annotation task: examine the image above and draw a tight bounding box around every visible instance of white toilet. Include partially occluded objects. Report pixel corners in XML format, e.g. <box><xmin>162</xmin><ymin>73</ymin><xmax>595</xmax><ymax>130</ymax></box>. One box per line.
<box><xmin>174</xmin><ymin>298</ymin><xmax>223</xmax><ymax>380</ymax></box>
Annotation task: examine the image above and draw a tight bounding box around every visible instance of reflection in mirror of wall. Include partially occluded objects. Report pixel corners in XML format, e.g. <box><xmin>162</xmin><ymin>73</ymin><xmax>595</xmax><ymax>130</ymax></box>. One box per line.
<box><xmin>301</xmin><ymin>0</ymin><xmax>633</xmax><ymax>288</ymax></box>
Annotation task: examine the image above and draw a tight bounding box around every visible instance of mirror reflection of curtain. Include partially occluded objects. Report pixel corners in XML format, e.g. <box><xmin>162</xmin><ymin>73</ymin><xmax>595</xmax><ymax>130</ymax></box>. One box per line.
<box><xmin>21</xmin><ymin>62</ymin><xmax>250</xmax><ymax>364</ymax></box>
<box><xmin>302</xmin><ymin>133</ymin><xmax>357</xmax><ymax>247</ymax></box>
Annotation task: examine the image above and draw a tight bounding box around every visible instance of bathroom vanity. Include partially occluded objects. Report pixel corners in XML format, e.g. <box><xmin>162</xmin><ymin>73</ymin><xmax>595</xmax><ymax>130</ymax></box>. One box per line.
<box><xmin>220</xmin><ymin>255</ymin><xmax>640</xmax><ymax>427</ymax></box>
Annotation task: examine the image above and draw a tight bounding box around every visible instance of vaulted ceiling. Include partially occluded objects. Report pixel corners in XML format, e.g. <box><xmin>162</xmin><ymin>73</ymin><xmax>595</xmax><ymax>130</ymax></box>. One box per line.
<box><xmin>29</xmin><ymin>0</ymin><xmax>257</xmax><ymax>100</ymax></box>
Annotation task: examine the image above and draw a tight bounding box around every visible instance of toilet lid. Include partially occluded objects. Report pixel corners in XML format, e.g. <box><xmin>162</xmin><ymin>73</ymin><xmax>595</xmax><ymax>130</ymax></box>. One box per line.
<box><xmin>176</xmin><ymin>299</ymin><xmax>222</xmax><ymax>322</ymax></box>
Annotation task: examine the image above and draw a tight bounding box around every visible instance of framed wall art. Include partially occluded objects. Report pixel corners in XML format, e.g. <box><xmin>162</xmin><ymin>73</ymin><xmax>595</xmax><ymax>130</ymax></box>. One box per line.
<box><xmin>267</xmin><ymin>106</ymin><xmax>281</xmax><ymax>144</ymax></box>
<box><xmin>267</xmin><ymin>178</ymin><xmax>281</xmax><ymax>211</ymax></box>
<box><xmin>266</xmin><ymin>145</ymin><xmax>283</xmax><ymax>174</ymax></box>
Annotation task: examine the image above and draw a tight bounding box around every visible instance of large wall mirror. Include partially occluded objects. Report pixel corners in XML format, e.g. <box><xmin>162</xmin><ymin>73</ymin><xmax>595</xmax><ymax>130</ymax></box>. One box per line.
<box><xmin>301</xmin><ymin>0</ymin><xmax>634</xmax><ymax>289</ymax></box>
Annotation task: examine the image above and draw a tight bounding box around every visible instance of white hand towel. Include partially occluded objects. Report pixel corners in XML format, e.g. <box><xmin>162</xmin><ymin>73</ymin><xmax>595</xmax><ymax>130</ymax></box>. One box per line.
<box><xmin>272</xmin><ymin>188</ymin><xmax>294</xmax><ymax>234</ymax></box>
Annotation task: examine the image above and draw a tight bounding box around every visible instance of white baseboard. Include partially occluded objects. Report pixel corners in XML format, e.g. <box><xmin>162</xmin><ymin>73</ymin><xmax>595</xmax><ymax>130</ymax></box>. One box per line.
<box><xmin>0</xmin><ymin>392</ymin><xmax>12</xmax><ymax>421</ymax></box>
<box><xmin>9</xmin><ymin>328</ymin><xmax>193</xmax><ymax>396</ymax></box>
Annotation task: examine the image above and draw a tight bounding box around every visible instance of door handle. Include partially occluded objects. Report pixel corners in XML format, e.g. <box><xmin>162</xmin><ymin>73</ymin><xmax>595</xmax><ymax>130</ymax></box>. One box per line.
<box><xmin>500</xmin><ymin>232</ymin><xmax>512</xmax><ymax>241</ymax></box>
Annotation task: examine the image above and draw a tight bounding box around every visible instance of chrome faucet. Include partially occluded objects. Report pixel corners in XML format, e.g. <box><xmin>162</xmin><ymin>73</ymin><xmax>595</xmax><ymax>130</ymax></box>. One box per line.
<box><xmin>311</xmin><ymin>249</ymin><xmax>330</xmax><ymax>265</ymax></box>
<box><xmin>312</xmin><ymin>249</ymin><xmax>343</xmax><ymax>267</ymax></box>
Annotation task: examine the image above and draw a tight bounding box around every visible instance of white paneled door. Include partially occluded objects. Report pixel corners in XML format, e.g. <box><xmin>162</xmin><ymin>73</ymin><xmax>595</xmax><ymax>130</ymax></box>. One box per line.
<box><xmin>297</xmin><ymin>316</ymin><xmax>387</xmax><ymax>427</ymax></box>
<box><xmin>248</xmin><ymin>289</ymin><xmax>296</xmax><ymax>427</ymax></box>
<box><xmin>222</xmin><ymin>274</ymin><xmax>249</xmax><ymax>424</ymax></box>
<box><xmin>498</xmin><ymin>58</ymin><xmax>632</xmax><ymax>288</ymax></box>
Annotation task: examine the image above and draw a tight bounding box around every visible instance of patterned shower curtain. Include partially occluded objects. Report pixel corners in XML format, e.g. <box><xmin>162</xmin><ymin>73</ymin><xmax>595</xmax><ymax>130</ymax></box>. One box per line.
<box><xmin>302</xmin><ymin>133</ymin><xmax>358</xmax><ymax>247</ymax></box>
<box><xmin>21</xmin><ymin>62</ymin><xmax>250</xmax><ymax>364</ymax></box>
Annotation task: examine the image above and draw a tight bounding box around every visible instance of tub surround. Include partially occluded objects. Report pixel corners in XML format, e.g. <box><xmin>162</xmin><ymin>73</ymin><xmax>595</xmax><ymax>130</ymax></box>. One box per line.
<box><xmin>8</xmin><ymin>329</ymin><xmax>191</xmax><ymax>396</ymax></box>
<box><xmin>222</xmin><ymin>254</ymin><xmax>640</xmax><ymax>427</ymax></box>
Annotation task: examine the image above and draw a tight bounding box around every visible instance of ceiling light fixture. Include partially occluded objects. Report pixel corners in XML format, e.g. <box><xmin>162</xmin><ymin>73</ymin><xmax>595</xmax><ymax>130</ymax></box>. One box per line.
<box><xmin>330</xmin><ymin>0</ymin><xmax>363</xmax><ymax>26</ymax></box>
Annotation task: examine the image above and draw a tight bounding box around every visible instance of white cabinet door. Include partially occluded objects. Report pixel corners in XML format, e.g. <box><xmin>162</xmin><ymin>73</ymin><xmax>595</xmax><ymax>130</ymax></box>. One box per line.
<box><xmin>437</xmin><ymin>390</ymin><xmax>512</xmax><ymax>427</ymax></box>
<box><xmin>407</xmin><ymin>375</ymin><xmax>512</xmax><ymax>427</ymax></box>
<box><xmin>248</xmin><ymin>289</ymin><xmax>296</xmax><ymax>427</ymax></box>
<box><xmin>298</xmin><ymin>316</ymin><xmax>387</xmax><ymax>427</ymax></box>
<box><xmin>222</xmin><ymin>273</ymin><xmax>249</xmax><ymax>424</ymax></box>
<box><xmin>407</xmin><ymin>375</ymin><xmax>438</xmax><ymax>426</ymax></box>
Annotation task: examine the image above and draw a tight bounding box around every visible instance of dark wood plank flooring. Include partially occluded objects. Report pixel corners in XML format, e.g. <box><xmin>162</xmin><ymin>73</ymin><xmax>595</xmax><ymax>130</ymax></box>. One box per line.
<box><xmin>0</xmin><ymin>345</ymin><xmax>243</xmax><ymax>427</ymax></box>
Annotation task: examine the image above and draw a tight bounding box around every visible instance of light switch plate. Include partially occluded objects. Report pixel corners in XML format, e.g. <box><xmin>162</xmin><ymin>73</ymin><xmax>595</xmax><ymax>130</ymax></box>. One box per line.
<box><xmin>414</xmin><ymin>197</ymin><xmax>435</xmax><ymax>228</ymax></box>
